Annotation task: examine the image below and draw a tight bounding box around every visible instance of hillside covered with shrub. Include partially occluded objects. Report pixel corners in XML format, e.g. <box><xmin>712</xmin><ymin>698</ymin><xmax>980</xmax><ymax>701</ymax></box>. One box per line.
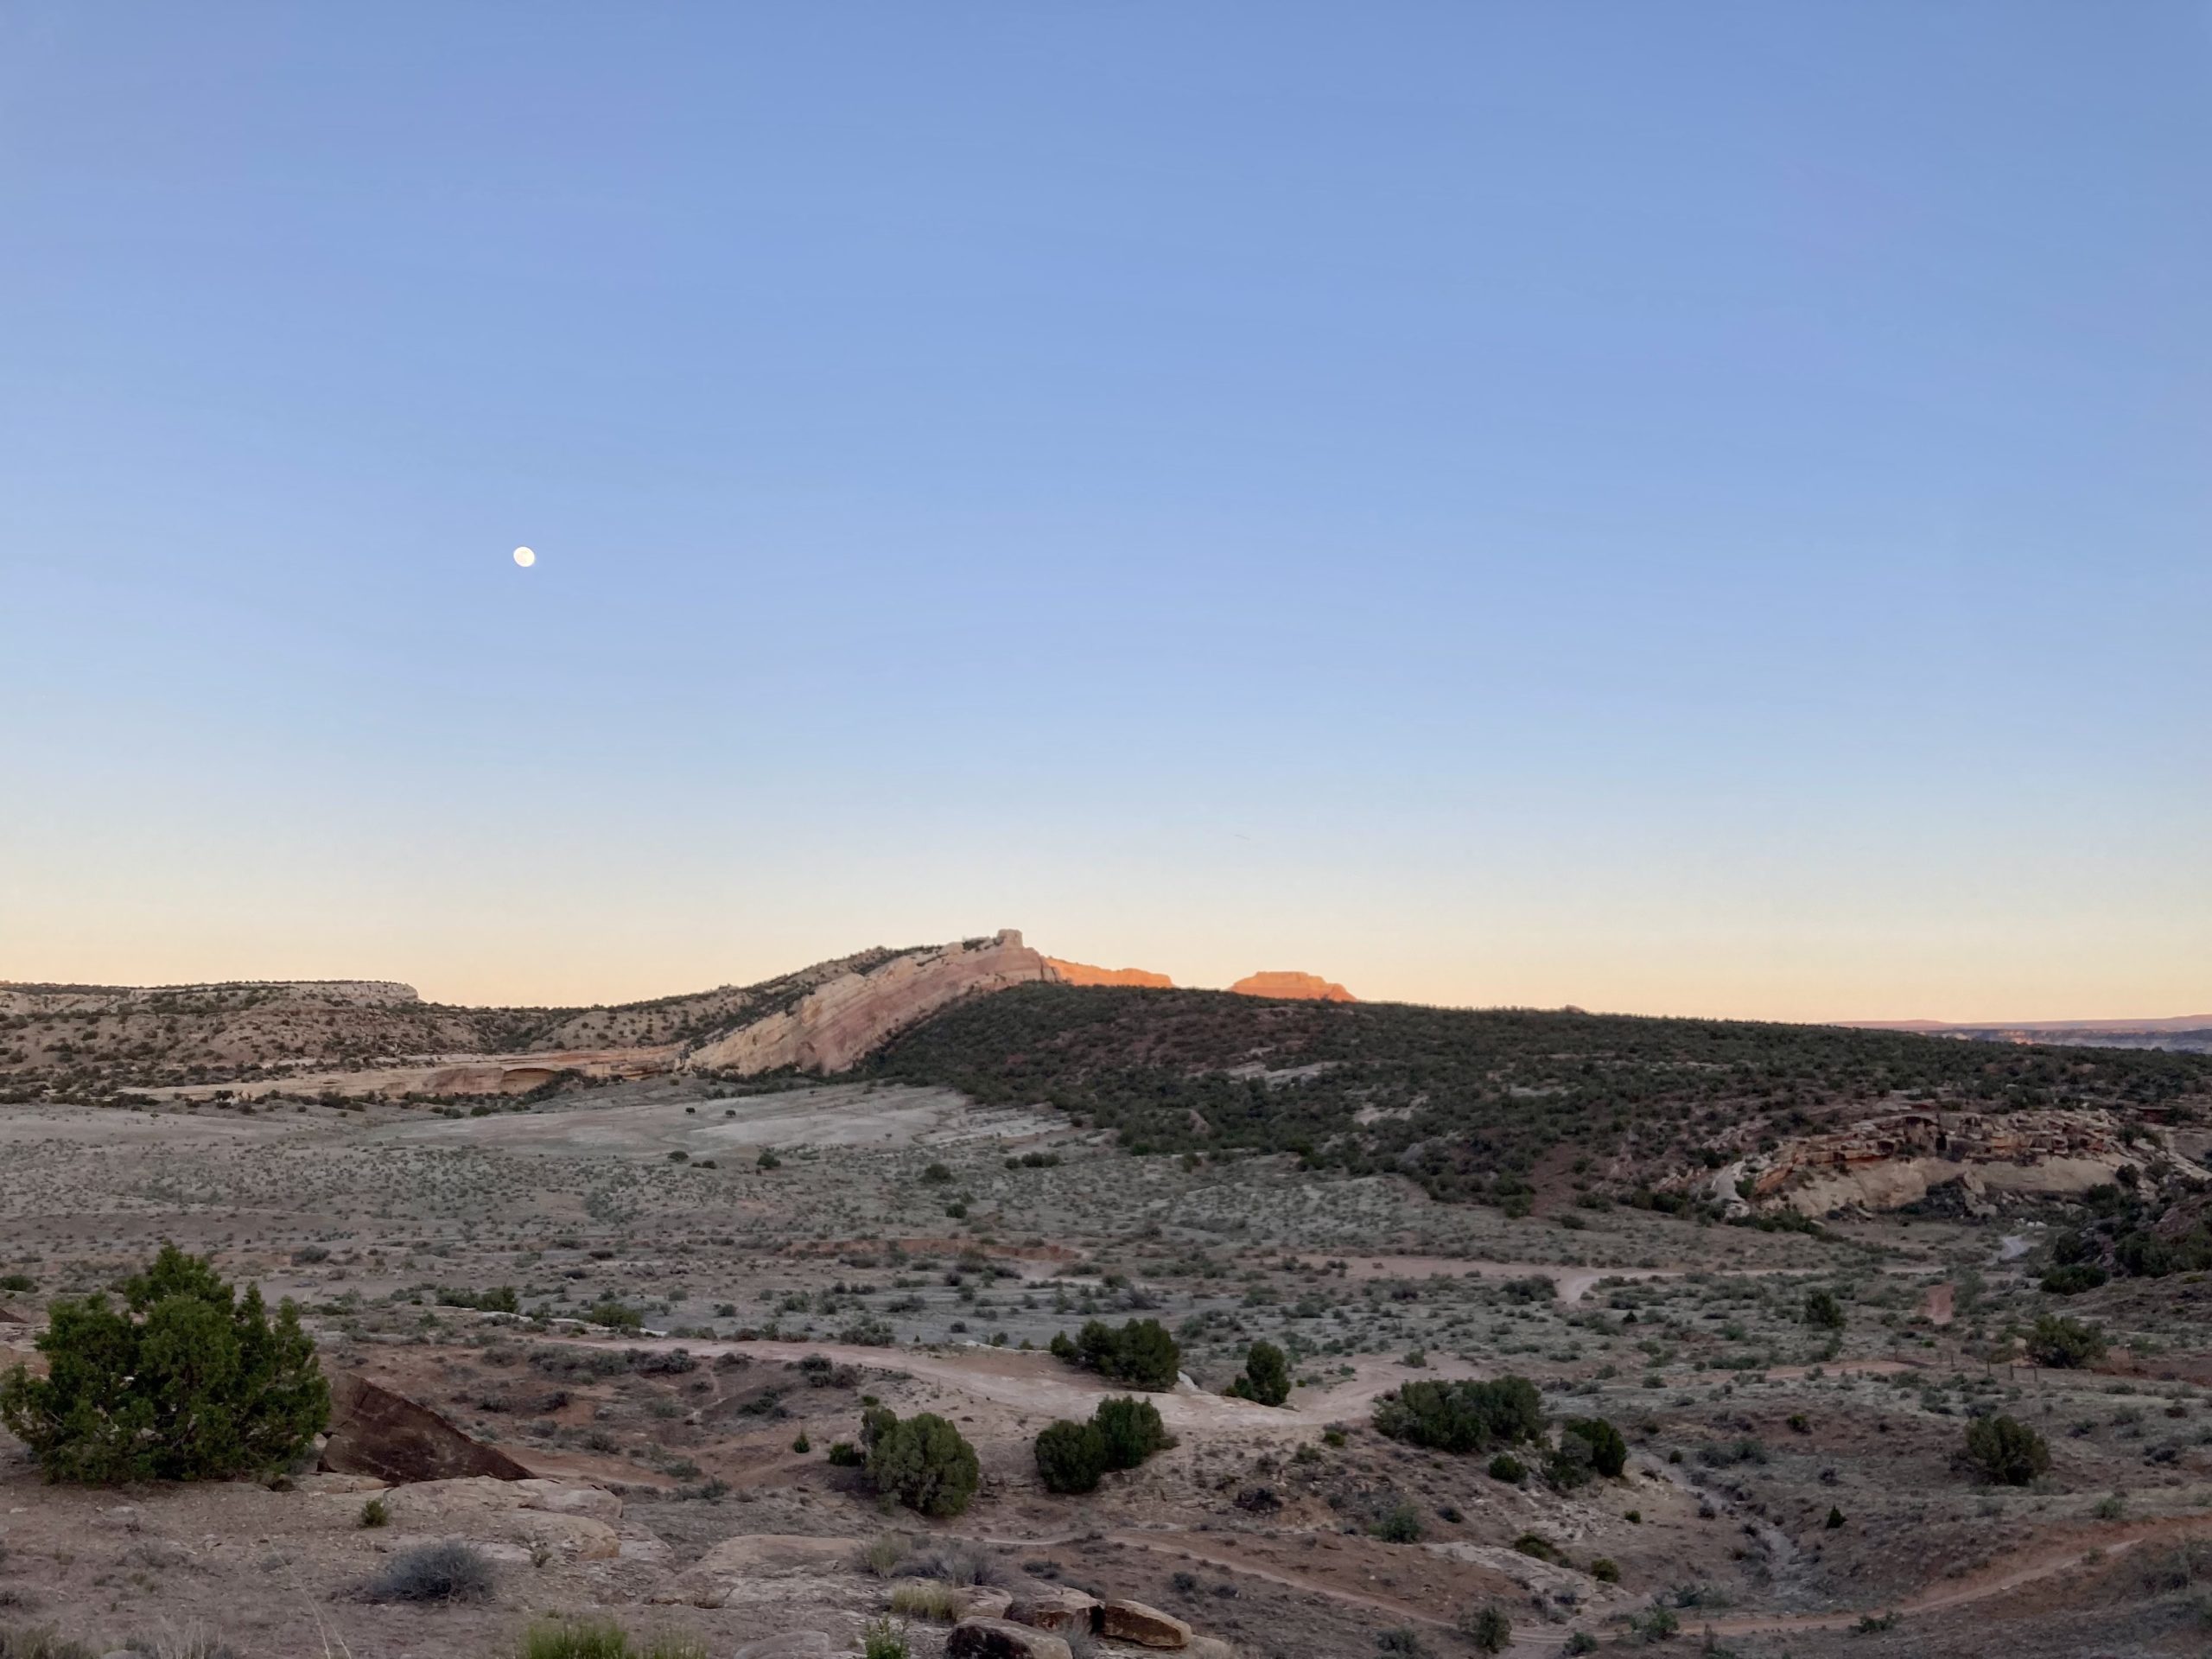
<box><xmin>867</xmin><ymin>986</ymin><xmax>2212</xmax><ymax>1205</ymax></box>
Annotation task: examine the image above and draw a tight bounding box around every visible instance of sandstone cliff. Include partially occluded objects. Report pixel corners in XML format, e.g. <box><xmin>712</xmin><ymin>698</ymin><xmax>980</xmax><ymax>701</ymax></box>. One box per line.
<box><xmin>1228</xmin><ymin>971</ymin><xmax>1356</xmax><ymax>1002</ymax></box>
<box><xmin>1043</xmin><ymin>957</ymin><xmax>1175</xmax><ymax>989</ymax></box>
<box><xmin>683</xmin><ymin>930</ymin><xmax>1055</xmax><ymax>1076</ymax></box>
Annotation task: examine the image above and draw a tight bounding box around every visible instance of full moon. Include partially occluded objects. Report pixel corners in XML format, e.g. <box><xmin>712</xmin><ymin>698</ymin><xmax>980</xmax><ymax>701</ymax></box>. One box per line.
<box><xmin>512</xmin><ymin>546</ymin><xmax>536</xmax><ymax>568</ymax></box>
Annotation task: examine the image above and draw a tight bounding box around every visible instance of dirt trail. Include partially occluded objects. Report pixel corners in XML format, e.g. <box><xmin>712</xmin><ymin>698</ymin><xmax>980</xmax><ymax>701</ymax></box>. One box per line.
<box><xmin>546</xmin><ymin>1335</ymin><xmax>1483</xmax><ymax>1430</ymax></box>
<box><xmin>1707</xmin><ymin>1514</ymin><xmax>2212</xmax><ymax>1637</ymax></box>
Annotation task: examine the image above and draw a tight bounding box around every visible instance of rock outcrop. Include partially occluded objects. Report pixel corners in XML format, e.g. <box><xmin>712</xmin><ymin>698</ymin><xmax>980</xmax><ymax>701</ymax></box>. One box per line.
<box><xmin>320</xmin><ymin>1474</ymin><xmax>621</xmax><ymax>1561</ymax></box>
<box><xmin>683</xmin><ymin>931</ymin><xmax>1055</xmax><ymax>1076</ymax></box>
<box><xmin>1100</xmin><ymin>1599</ymin><xmax>1192</xmax><ymax>1648</ymax></box>
<box><xmin>1044</xmin><ymin>958</ymin><xmax>1174</xmax><ymax>989</ymax></box>
<box><xmin>1005</xmin><ymin>1587</ymin><xmax>1101</xmax><ymax>1634</ymax></box>
<box><xmin>319</xmin><ymin>1373</ymin><xmax>534</xmax><ymax>1484</ymax></box>
<box><xmin>1228</xmin><ymin>971</ymin><xmax>1355</xmax><ymax>1002</ymax></box>
<box><xmin>647</xmin><ymin>1532</ymin><xmax>855</xmax><ymax>1607</ymax></box>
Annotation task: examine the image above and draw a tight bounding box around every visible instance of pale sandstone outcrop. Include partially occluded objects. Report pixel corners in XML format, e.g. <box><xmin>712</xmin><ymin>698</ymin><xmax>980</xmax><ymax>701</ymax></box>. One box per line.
<box><xmin>350</xmin><ymin>1476</ymin><xmax>620</xmax><ymax>1560</ymax></box>
<box><xmin>1100</xmin><ymin>1599</ymin><xmax>1192</xmax><ymax>1648</ymax></box>
<box><xmin>684</xmin><ymin>931</ymin><xmax>1055</xmax><ymax>1076</ymax></box>
<box><xmin>646</xmin><ymin>1532</ymin><xmax>855</xmax><ymax>1607</ymax></box>
<box><xmin>1044</xmin><ymin>957</ymin><xmax>1174</xmax><ymax>989</ymax></box>
<box><xmin>1005</xmin><ymin>1586</ymin><xmax>1101</xmax><ymax>1634</ymax></box>
<box><xmin>1227</xmin><ymin>971</ymin><xmax>1356</xmax><ymax>1002</ymax></box>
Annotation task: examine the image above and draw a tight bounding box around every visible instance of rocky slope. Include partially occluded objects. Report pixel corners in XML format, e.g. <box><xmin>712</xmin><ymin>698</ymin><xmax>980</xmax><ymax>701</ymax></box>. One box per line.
<box><xmin>683</xmin><ymin>931</ymin><xmax>1056</xmax><ymax>1076</ymax></box>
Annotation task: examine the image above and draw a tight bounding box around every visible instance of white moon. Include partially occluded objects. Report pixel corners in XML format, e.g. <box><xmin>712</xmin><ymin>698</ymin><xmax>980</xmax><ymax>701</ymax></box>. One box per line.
<box><xmin>512</xmin><ymin>546</ymin><xmax>536</xmax><ymax>568</ymax></box>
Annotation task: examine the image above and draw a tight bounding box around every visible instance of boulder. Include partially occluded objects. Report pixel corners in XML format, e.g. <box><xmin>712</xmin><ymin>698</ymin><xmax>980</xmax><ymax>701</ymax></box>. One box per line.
<box><xmin>1007</xmin><ymin>1587</ymin><xmax>1101</xmax><ymax>1634</ymax></box>
<box><xmin>732</xmin><ymin>1637</ymin><xmax>836</xmax><ymax>1659</ymax></box>
<box><xmin>1099</xmin><ymin>1600</ymin><xmax>1191</xmax><ymax>1649</ymax></box>
<box><xmin>957</xmin><ymin>1586</ymin><xmax>1015</xmax><ymax>1619</ymax></box>
<box><xmin>947</xmin><ymin>1618</ymin><xmax>1074</xmax><ymax>1659</ymax></box>
<box><xmin>517</xmin><ymin>1477</ymin><xmax>622</xmax><ymax>1522</ymax></box>
<box><xmin>320</xmin><ymin>1373</ymin><xmax>532</xmax><ymax>1484</ymax></box>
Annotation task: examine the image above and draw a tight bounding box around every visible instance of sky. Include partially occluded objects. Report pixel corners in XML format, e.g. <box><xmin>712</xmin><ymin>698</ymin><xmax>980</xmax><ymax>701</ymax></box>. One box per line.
<box><xmin>2</xmin><ymin>4</ymin><xmax>2206</xmax><ymax>1021</ymax></box>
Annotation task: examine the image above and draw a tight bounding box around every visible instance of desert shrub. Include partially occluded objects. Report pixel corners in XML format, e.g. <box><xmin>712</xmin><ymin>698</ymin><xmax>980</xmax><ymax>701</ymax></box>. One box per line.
<box><xmin>0</xmin><ymin>1630</ymin><xmax>100</xmax><ymax>1659</ymax></box>
<box><xmin>1558</xmin><ymin>1416</ymin><xmax>1628</xmax><ymax>1479</ymax></box>
<box><xmin>2025</xmin><ymin>1314</ymin><xmax>2107</xmax><ymax>1369</ymax></box>
<box><xmin>1375</xmin><ymin>1630</ymin><xmax>1429</xmax><ymax>1656</ymax></box>
<box><xmin>2039</xmin><ymin>1262</ymin><xmax>2107</xmax><ymax>1294</ymax></box>
<box><xmin>1094</xmin><ymin>1395</ymin><xmax>1173</xmax><ymax>1469</ymax></box>
<box><xmin>437</xmin><ymin>1285</ymin><xmax>519</xmax><ymax>1314</ymax></box>
<box><xmin>0</xmin><ymin>1243</ymin><xmax>327</xmax><ymax>1484</ymax></box>
<box><xmin>827</xmin><ymin>1440</ymin><xmax>864</xmax><ymax>1467</ymax></box>
<box><xmin>1457</xmin><ymin>1604</ymin><xmax>1511</xmax><ymax>1655</ymax></box>
<box><xmin>357</xmin><ymin>1540</ymin><xmax>495</xmax><ymax>1604</ymax></box>
<box><xmin>582</xmin><ymin>1297</ymin><xmax>644</xmax><ymax>1332</ymax></box>
<box><xmin>1590</xmin><ymin>1556</ymin><xmax>1620</xmax><ymax>1583</ymax></box>
<box><xmin>2139</xmin><ymin>1538</ymin><xmax>2211</xmax><ymax>1592</ymax></box>
<box><xmin>1373</xmin><ymin>1376</ymin><xmax>1542</xmax><ymax>1455</ymax></box>
<box><xmin>889</xmin><ymin>1581</ymin><xmax>962</xmax><ymax>1621</ymax></box>
<box><xmin>1511</xmin><ymin>1533</ymin><xmax>1563</xmax><ymax>1563</ymax></box>
<box><xmin>1373</xmin><ymin>1501</ymin><xmax>1424</xmax><ymax>1543</ymax></box>
<box><xmin>1049</xmin><ymin>1318</ymin><xmax>1181</xmax><ymax>1390</ymax></box>
<box><xmin>893</xmin><ymin>1540</ymin><xmax>1007</xmax><ymax>1587</ymax></box>
<box><xmin>1962</xmin><ymin>1415</ymin><xmax>2050</xmax><ymax>1486</ymax></box>
<box><xmin>1225</xmin><ymin>1340</ymin><xmax>1290</xmax><ymax>1406</ymax></box>
<box><xmin>860</xmin><ymin>1620</ymin><xmax>908</xmax><ymax>1659</ymax></box>
<box><xmin>358</xmin><ymin>1496</ymin><xmax>389</xmax><ymax>1529</ymax></box>
<box><xmin>1802</xmin><ymin>1288</ymin><xmax>1846</xmax><ymax>1331</ymax></box>
<box><xmin>865</xmin><ymin>1411</ymin><xmax>981</xmax><ymax>1516</ymax></box>
<box><xmin>1034</xmin><ymin>1419</ymin><xmax>1109</xmax><ymax>1494</ymax></box>
<box><xmin>513</xmin><ymin>1619</ymin><xmax>708</xmax><ymax>1659</ymax></box>
<box><xmin>856</xmin><ymin>1533</ymin><xmax>906</xmax><ymax>1578</ymax></box>
<box><xmin>1487</xmin><ymin>1452</ymin><xmax>1526</xmax><ymax>1484</ymax></box>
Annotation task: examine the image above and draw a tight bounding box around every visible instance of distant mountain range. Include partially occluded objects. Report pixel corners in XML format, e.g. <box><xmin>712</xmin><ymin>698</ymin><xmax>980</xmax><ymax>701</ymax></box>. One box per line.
<box><xmin>1842</xmin><ymin>1016</ymin><xmax>2212</xmax><ymax>1054</ymax></box>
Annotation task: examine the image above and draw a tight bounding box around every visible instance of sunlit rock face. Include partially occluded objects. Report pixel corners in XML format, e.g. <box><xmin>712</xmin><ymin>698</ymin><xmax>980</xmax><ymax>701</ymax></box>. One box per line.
<box><xmin>1044</xmin><ymin>957</ymin><xmax>1174</xmax><ymax>988</ymax></box>
<box><xmin>684</xmin><ymin>930</ymin><xmax>1055</xmax><ymax>1075</ymax></box>
<box><xmin>1227</xmin><ymin>971</ymin><xmax>1356</xmax><ymax>1002</ymax></box>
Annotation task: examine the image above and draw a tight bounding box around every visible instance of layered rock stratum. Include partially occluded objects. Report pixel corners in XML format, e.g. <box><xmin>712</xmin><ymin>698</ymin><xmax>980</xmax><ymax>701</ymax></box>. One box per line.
<box><xmin>682</xmin><ymin>930</ymin><xmax>1056</xmax><ymax>1076</ymax></box>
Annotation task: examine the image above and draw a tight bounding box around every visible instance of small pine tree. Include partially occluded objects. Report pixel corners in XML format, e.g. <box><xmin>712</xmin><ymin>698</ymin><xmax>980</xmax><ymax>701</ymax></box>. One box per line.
<box><xmin>1033</xmin><ymin>1419</ymin><xmax>1108</xmax><ymax>1493</ymax></box>
<box><xmin>1802</xmin><ymin>1287</ymin><xmax>1846</xmax><ymax>1331</ymax></box>
<box><xmin>0</xmin><ymin>1243</ymin><xmax>327</xmax><ymax>1484</ymax></box>
<box><xmin>1094</xmin><ymin>1395</ymin><xmax>1173</xmax><ymax>1470</ymax></box>
<box><xmin>1459</xmin><ymin>1604</ymin><xmax>1512</xmax><ymax>1655</ymax></box>
<box><xmin>864</xmin><ymin>1409</ymin><xmax>980</xmax><ymax>1516</ymax></box>
<box><xmin>1559</xmin><ymin>1416</ymin><xmax>1628</xmax><ymax>1478</ymax></box>
<box><xmin>1227</xmin><ymin>1339</ymin><xmax>1291</xmax><ymax>1406</ymax></box>
<box><xmin>1963</xmin><ymin>1415</ymin><xmax>2050</xmax><ymax>1486</ymax></box>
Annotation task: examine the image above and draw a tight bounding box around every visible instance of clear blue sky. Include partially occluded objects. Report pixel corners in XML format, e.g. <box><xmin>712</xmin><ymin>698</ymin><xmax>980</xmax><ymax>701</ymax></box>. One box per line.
<box><xmin>3</xmin><ymin>4</ymin><xmax>2205</xmax><ymax>1018</ymax></box>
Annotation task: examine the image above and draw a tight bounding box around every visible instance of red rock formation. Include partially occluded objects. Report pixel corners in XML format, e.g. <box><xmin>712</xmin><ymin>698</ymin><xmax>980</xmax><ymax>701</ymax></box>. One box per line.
<box><xmin>683</xmin><ymin>931</ymin><xmax>1055</xmax><ymax>1076</ymax></box>
<box><xmin>320</xmin><ymin>1373</ymin><xmax>534</xmax><ymax>1483</ymax></box>
<box><xmin>1044</xmin><ymin>958</ymin><xmax>1174</xmax><ymax>989</ymax></box>
<box><xmin>1228</xmin><ymin>971</ymin><xmax>1356</xmax><ymax>1002</ymax></box>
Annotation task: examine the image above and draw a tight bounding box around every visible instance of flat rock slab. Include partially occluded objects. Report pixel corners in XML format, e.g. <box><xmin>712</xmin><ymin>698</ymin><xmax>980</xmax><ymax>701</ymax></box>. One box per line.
<box><xmin>732</xmin><ymin>1636</ymin><xmax>837</xmax><ymax>1659</ymax></box>
<box><xmin>648</xmin><ymin>1533</ymin><xmax>855</xmax><ymax>1608</ymax></box>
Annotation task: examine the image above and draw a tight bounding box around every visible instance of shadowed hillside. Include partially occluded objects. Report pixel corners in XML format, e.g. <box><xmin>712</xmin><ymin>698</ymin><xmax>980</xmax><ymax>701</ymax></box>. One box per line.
<box><xmin>865</xmin><ymin>984</ymin><xmax>2212</xmax><ymax>1206</ymax></box>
